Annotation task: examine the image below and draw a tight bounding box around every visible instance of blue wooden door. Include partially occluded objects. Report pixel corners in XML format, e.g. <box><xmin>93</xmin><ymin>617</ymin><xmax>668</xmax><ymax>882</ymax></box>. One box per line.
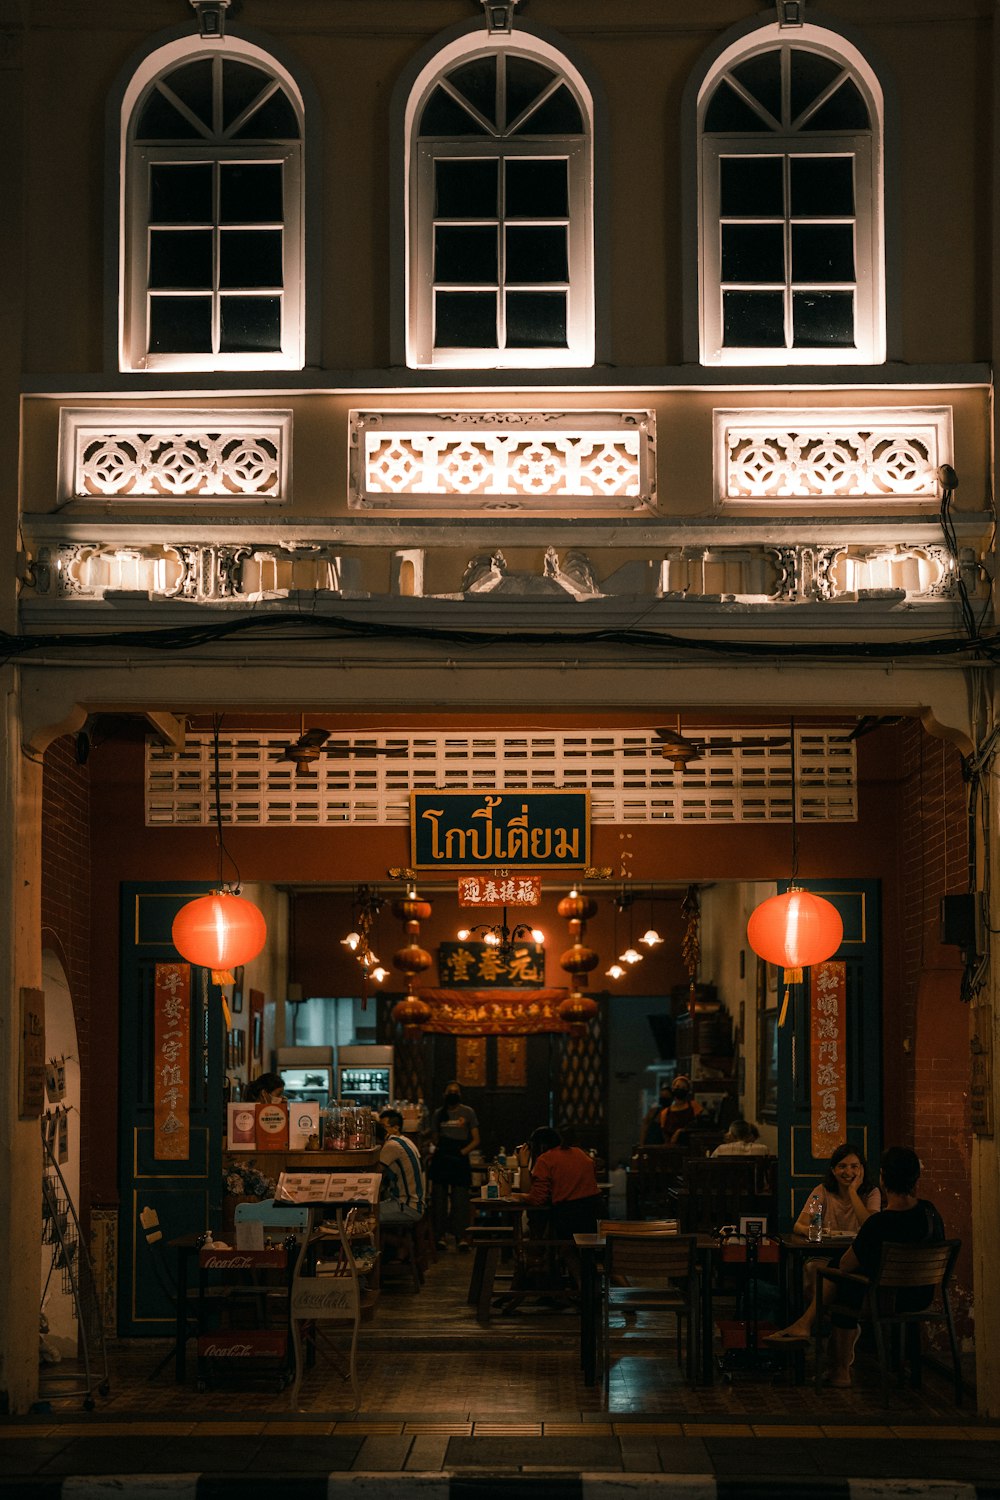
<box><xmin>119</xmin><ymin>881</ymin><xmax>225</xmax><ymax>1336</ymax></box>
<box><xmin>776</xmin><ymin>878</ymin><xmax>882</xmax><ymax>1230</ymax></box>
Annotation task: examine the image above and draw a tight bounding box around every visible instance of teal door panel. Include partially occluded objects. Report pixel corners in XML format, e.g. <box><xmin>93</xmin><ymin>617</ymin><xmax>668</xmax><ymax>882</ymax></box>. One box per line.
<box><xmin>119</xmin><ymin>882</ymin><xmax>225</xmax><ymax>1337</ymax></box>
<box><xmin>776</xmin><ymin>879</ymin><xmax>882</xmax><ymax>1230</ymax></box>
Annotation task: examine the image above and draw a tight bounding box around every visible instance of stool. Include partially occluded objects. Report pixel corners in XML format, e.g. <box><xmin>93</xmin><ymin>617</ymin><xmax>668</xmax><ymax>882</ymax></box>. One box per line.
<box><xmin>466</xmin><ymin>1224</ymin><xmax>515</xmax><ymax>1324</ymax></box>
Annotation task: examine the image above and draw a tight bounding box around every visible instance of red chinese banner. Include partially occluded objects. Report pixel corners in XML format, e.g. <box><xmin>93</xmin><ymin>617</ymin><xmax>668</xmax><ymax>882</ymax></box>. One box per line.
<box><xmin>417</xmin><ymin>988</ymin><xmax>572</xmax><ymax>1034</ymax></box>
<box><xmin>810</xmin><ymin>960</ymin><xmax>847</xmax><ymax>1159</ymax></box>
<box><xmin>154</xmin><ymin>962</ymin><xmax>191</xmax><ymax>1160</ymax></box>
<box><xmin>458</xmin><ymin>875</ymin><xmax>541</xmax><ymax>907</ymax></box>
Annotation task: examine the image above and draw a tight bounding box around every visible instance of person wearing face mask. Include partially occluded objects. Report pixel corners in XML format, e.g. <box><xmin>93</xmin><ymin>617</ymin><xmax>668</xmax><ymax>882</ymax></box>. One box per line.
<box><xmin>657</xmin><ymin>1074</ymin><xmax>704</xmax><ymax>1145</ymax></box>
<box><xmin>428</xmin><ymin>1082</ymin><xmax>480</xmax><ymax>1251</ymax></box>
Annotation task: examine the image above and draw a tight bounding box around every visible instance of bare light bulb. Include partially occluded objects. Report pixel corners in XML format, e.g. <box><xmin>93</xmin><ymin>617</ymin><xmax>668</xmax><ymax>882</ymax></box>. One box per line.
<box><xmin>530</xmin><ymin>928</ymin><xmax>544</xmax><ymax>943</ymax></box>
<box><xmin>457</xmin><ymin>928</ymin><xmax>472</xmax><ymax>941</ymax></box>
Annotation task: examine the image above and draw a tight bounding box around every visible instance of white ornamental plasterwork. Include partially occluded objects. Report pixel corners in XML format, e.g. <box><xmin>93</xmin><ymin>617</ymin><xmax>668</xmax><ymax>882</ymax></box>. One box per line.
<box><xmin>715</xmin><ymin>407</ymin><xmax>953</xmax><ymax>504</ymax></box>
<box><xmin>350</xmin><ymin>409</ymin><xmax>655</xmax><ymax>513</ymax></box>
<box><xmin>58</xmin><ymin>408</ymin><xmax>291</xmax><ymax>501</ymax></box>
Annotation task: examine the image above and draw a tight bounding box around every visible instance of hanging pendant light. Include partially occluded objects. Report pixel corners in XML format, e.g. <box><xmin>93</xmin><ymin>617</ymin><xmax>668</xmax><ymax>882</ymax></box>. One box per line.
<box><xmin>640</xmin><ymin>885</ymin><xmax>663</xmax><ymax>948</ymax></box>
<box><xmin>172</xmin><ymin>715</ymin><xmax>267</xmax><ymax>983</ymax></box>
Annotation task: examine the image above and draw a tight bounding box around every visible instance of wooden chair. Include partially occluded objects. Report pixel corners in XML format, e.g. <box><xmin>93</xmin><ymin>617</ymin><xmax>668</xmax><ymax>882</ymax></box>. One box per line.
<box><xmin>676</xmin><ymin>1156</ymin><xmax>776</xmax><ymax>1235</ymax></box>
<box><xmin>602</xmin><ymin>1232</ymin><xmax>700</xmax><ymax>1395</ymax></box>
<box><xmin>815</xmin><ymin>1239</ymin><xmax>963</xmax><ymax>1406</ymax></box>
<box><xmin>626</xmin><ymin>1147</ymin><xmax>688</xmax><ymax>1219</ymax></box>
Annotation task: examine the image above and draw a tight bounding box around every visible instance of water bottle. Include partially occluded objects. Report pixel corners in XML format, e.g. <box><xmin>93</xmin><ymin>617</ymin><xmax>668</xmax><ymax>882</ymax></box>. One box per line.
<box><xmin>807</xmin><ymin>1193</ymin><xmax>824</xmax><ymax>1242</ymax></box>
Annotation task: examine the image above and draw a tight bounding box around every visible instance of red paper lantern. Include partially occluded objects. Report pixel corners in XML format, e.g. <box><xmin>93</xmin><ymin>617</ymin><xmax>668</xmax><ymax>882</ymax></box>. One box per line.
<box><xmin>558</xmin><ymin>992</ymin><xmax>599</xmax><ymax>1024</ymax></box>
<box><xmin>172</xmin><ymin>891</ymin><xmax>267</xmax><ymax>972</ymax></box>
<box><xmin>746</xmin><ymin>888</ymin><xmax>843</xmax><ymax>969</ymax></box>
<box><xmin>392</xmin><ymin>992</ymin><xmax>432</xmax><ymax>1029</ymax></box>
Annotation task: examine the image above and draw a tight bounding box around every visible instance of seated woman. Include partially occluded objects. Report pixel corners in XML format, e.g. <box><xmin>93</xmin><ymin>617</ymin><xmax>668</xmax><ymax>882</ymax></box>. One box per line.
<box><xmin>515</xmin><ymin>1127</ymin><xmax>561</xmax><ymax>1237</ymax></box>
<box><xmin>711</xmin><ymin>1119</ymin><xmax>769</xmax><ymax>1156</ymax></box>
<box><xmin>524</xmin><ymin>1125</ymin><xmax>602</xmax><ymax>1238</ymax></box>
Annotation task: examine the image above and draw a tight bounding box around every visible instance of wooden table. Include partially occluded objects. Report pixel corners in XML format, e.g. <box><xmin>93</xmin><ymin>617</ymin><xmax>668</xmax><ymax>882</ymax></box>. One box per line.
<box><xmin>573</xmin><ymin>1231</ymin><xmax>717</xmax><ymax>1387</ymax></box>
<box><xmin>779</xmin><ymin>1231</ymin><xmax>855</xmax><ymax>1323</ymax></box>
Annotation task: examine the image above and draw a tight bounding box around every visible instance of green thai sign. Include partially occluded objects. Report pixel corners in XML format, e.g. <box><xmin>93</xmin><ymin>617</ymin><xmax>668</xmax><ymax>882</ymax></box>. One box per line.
<box><xmin>410</xmin><ymin>791</ymin><xmax>590</xmax><ymax>870</ymax></box>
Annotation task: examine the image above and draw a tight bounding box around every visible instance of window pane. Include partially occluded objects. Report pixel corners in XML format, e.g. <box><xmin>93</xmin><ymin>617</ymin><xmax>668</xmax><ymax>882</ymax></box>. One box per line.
<box><xmin>721</xmin><ymin>224</ymin><xmax>785</xmax><ymax>282</ymax></box>
<box><xmin>150</xmin><ymin>164</ymin><xmax>213</xmax><ymax>224</ymax></box>
<box><xmin>220</xmin><ymin>230</ymin><xmax>283</xmax><ymax>288</ymax></box>
<box><xmin>136</xmin><ymin>86</ymin><xmax>203</xmax><ymax>141</ymax></box>
<box><xmin>235</xmin><ymin>88</ymin><xmax>300</xmax><ymax>140</ymax></box>
<box><xmin>704</xmin><ymin>80</ymin><xmax>772</xmax><ymax>133</ymax></box>
<box><xmin>435</xmin><ymin>226</ymin><xmax>498</xmax><ymax>283</ymax></box>
<box><xmin>220</xmin><ymin>163</ymin><xmax>284</xmax><ymax>223</ymax></box>
<box><xmin>806</xmin><ymin>79</ymin><xmax>870</xmax><ymax>131</ymax></box>
<box><xmin>419</xmin><ymin>86</ymin><xmax>490</xmax><ymax>137</ymax></box>
<box><xmin>731</xmin><ymin>50</ymin><xmax>782</xmax><ymax>121</ymax></box>
<box><xmin>790</xmin><ymin>157</ymin><xmax>854</xmax><ymax>217</ymax></box>
<box><xmin>506</xmin><ymin>57</ymin><xmax>555</xmax><ymax>125</ymax></box>
<box><xmin>723</xmin><ymin>290</ymin><xmax>785</xmax><ymax>346</ymax></box>
<box><xmin>220</xmin><ymin>295</ymin><xmax>282</xmax><ymax>352</ymax></box>
<box><xmin>720</xmin><ymin>157</ymin><xmax>783</xmax><ymax>217</ymax></box>
<box><xmin>162</xmin><ymin>60</ymin><xmax>214</xmax><ymax>128</ymax></box>
<box><xmin>789</xmin><ymin>51</ymin><xmax>842</xmax><ymax>123</ymax></box>
<box><xmin>505</xmin><ymin>226</ymin><xmax>567</xmax><ymax>283</ymax></box>
<box><xmin>516</xmin><ymin>84</ymin><xmax>584</xmax><ymax>135</ymax></box>
<box><xmin>792</xmin><ymin>290</ymin><xmax>854</xmax><ymax>346</ymax></box>
<box><xmin>435</xmin><ymin>159</ymin><xmax>498</xmax><ymax>218</ymax></box>
<box><xmin>221</xmin><ymin>60</ymin><xmax>271</xmax><ymax>131</ymax></box>
<box><xmin>149</xmin><ymin>296</ymin><xmax>212</xmax><ymax>352</ymax></box>
<box><xmin>449</xmin><ymin>57</ymin><xmax>498</xmax><ymax>125</ymax></box>
<box><xmin>149</xmin><ymin>229</ymin><xmax>213</xmax><ymax>288</ymax></box>
<box><xmin>792</xmin><ymin>224</ymin><xmax>854</xmax><ymax>282</ymax></box>
<box><xmin>435</xmin><ymin>291</ymin><xmax>498</xmax><ymax>347</ymax></box>
<box><xmin>506</xmin><ymin>159</ymin><xmax>568</xmax><ymax>217</ymax></box>
<box><xmin>505</xmin><ymin>291</ymin><xmax>567</xmax><ymax>347</ymax></box>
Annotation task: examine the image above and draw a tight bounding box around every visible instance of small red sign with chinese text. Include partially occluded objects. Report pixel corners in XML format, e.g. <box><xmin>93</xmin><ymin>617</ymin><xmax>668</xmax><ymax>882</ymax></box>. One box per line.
<box><xmin>154</xmin><ymin>963</ymin><xmax>190</xmax><ymax>1161</ymax></box>
<box><xmin>458</xmin><ymin>875</ymin><xmax>541</xmax><ymax>907</ymax></box>
<box><xmin>810</xmin><ymin>960</ymin><xmax>847</xmax><ymax>1159</ymax></box>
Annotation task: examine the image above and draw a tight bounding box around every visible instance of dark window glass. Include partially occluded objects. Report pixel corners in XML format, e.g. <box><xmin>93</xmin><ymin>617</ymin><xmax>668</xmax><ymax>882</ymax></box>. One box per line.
<box><xmin>435</xmin><ymin>226</ymin><xmax>498</xmax><ymax>283</ymax></box>
<box><xmin>723</xmin><ymin>289</ymin><xmax>785</xmax><ymax>346</ymax></box>
<box><xmin>220</xmin><ymin>295</ymin><xmax>282</xmax><ymax>352</ymax></box>
<box><xmin>149</xmin><ymin>229</ymin><xmax>213</xmax><ymax>288</ymax></box>
<box><xmin>721</xmin><ymin>224</ymin><xmax>785</xmax><ymax>282</ymax></box>
<box><xmin>435</xmin><ymin>291</ymin><xmax>498</xmax><ymax>347</ymax></box>
<box><xmin>435</xmin><ymin>159</ymin><xmax>498</xmax><ymax>219</ymax></box>
<box><xmin>704</xmin><ymin>80</ymin><xmax>772</xmax><ymax>134</ymax></box>
<box><xmin>220</xmin><ymin>230</ymin><xmax>283</xmax><ymax>288</ymax></box>
<box><xmin>506</xmin><ymin>57</ymin><xmax>556</xmax><ymax>124</ymax></box>
<box><xmin>221</xmin><ymin>61</ymin><xmax>270</xmax><ymax>131</ymax></box>
<box><xmin>419</xmin><ymin>86</ymin><xmax>489</xmax><ymax>137</ymax></box>
<box><xmin>791</xmin><ymin>224</ymin><xmax>854</xmax><ymax>282</ymax></box>
<box><xmin>506</xmin><ymin>158</ymin><xmax>568</xmax><ymax>217</ymax></box>
<box><xmin>136</xmin><ymin>87</ymin><xmax>203</xmax><ymax>141</ymax></box>
<box><xmin>162</xmin><ymin>60</ymin><xmax>214</xmax><ymax>128</ymax></box>
<box><xmin>506</xmin><ymin>291</ymin><xmax>567</xmax><ymax>347</ymax></box>
<box><xmin>220</xmin><ymin>163</ymin><xmax>283</xmax><ymax>223</ymax></box>
<box><xmin>790</xmin><ymin>156</ymin><xmax>854</xmax><ymax>217</ymax></box>
<box><xmin>792</xmin><ymin>290</ymin><xmax>854</xmax><ymax>345</ymax></box>
<box><xmin>805</xmin><ymin>79</ymin><xmax>869</xmax><ymax>131</ymax></box>
<box><xmin>449</xmin><ymin>57</ymin><xmax>498</xmax><ymax>125</ymax></box>
<box><xmin>149</xmin><ymin>296</ymin><xmax>212</xmax><ymax>352</ymax></box>
<box><xmin>720</xmin><ymin>157</ymin><xmax>783</xmax><ymax>217</ymax></box>
<box><xmin>235</xmin><ymin>88</ymin><xmax>300</xmax><ymax>140</ymax></box>
<box><xmin>516</xmin><ymin>84</ymin><xmax>583</xmax><ymax>135</ymax></box>
<box><xmin>505</xmin><ymin>226</ymin><xmax>567</xmax><ymax>283</ymax></box>
<box><xmin>731</xmin><ymin>50</ymin><xmax>782</xmax><ymax>121</ymax></box>
<box><xmin>150</xmin><ymin>164</ymin><xmax>213</xmax><ymax>224</ymax></box>
<box><xmin>789</xmin><ymin>51</ymin><xmax>842</xmax><ymax>124</ymax></box>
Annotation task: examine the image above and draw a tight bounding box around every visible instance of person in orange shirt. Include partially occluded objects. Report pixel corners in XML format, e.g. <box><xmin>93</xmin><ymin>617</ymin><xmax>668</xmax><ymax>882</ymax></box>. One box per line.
<box><xmin>525</xmin><ymin>1125</ymin><xmax>602</xmax><ymax>1237</ymax></box>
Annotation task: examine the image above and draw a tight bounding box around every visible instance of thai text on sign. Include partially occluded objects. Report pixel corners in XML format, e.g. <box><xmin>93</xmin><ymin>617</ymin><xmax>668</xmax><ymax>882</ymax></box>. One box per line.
<box><xmin>810</xmin><ymin>960</ymin><xmax>847</xmax><ymax>1159</ymax></box>
<box><xmin>411</xmin><ymin>791</ymin><xmax>589</xmax><ymax>870</ymax></box>
<box><xmin>154</xmin><ymin>962</ymin><xmax>191</xmax><ymax>1160</ymax></box>
<box><xmin>458</xmin><ymin>874</ymin><xmax>541</xmax><ymax>906</ymax></box>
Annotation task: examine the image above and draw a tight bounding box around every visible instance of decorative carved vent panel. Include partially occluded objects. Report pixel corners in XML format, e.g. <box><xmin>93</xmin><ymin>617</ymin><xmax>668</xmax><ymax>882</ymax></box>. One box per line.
<box><xmin>556</xmin><ymin>1003</ymin><xmax>606</xmax><ymax>1136</ymax></box>
<box><xmin>145</xmin><ymin>729</ymin><xmax>857</xmax><ymax>827</ymax></box>
<box><xmin>58</xmin><ymin>408</ymin><xmax>291</xmax><ymax>500</ymax></box>
<box><xmin>350</xmin><ymin>410</ymin><xmax>655</xmax><ymax>513</ymax></box>
<box><xmin>716</xmin><ymin>407</ymin><xmax>952</xmax><ymax>504</ymax></box>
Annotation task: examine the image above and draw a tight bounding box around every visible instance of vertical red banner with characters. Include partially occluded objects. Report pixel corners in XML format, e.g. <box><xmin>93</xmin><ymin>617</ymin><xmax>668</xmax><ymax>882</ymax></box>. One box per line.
<box><xmin>154</xmin><ymin>962</ymin><xmax>191</xmax><ymax>1160</ymax></box>
<box><xmin>810</xmin><ymin>960</ymin><xmax>847</xmax><ymax>1159</ymax></box>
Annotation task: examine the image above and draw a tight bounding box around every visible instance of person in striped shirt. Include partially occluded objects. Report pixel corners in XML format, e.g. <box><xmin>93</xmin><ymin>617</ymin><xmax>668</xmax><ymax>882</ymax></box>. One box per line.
<box><xmin>377</xmin><ymin>1108</ymin><xmax>426</xmax><ymax>1224</ymax></box>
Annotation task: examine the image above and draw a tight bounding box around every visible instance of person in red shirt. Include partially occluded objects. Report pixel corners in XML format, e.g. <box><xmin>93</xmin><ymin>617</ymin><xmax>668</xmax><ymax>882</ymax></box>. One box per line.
<box><xmin>526</xmin><ymin>1125</ymin><xmax>602</xmax><ymax>1237</ymax></box>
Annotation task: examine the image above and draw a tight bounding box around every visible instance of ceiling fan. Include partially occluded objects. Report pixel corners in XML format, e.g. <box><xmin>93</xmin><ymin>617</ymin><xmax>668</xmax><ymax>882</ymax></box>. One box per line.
<box><xmin>273</xmin><ymin>726</ymin><xmax>408</xmax><ymax>773</ymax></box>
<box><xmin>650</xmin><ymin>723</ymin><xmax>790</xmax><ymax>769</ymax></box>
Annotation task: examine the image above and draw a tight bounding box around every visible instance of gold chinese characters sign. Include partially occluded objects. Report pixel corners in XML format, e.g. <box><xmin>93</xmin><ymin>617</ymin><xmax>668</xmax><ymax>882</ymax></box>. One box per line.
<box><xmin>418</xmin><ymin>989</ymin><xmax>572</xmax><ymax>1035</ymax></box>
<box><xmin>411</xmin><ymin>791</ymin><xmax>589</xmax><ymax>871</ymax></box>
<box><xmin>810</xmin><ymin>960</ymin><xmax>847</xmax><ymax>1158</ymax></box>
<box><xmin>154</xmin><ymin>962</ymin><xmax>191</xmax><ymax>1160</ymax></box>
<box><xmin>439</xmin><ymin>940</ymin><xmax>543</xmax><ymax>988</ymax></box>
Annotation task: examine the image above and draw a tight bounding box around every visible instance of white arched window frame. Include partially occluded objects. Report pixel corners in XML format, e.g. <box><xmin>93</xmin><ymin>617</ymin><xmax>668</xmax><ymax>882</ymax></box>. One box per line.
<box><xmin>698</xmin><ymin>24</ymin><xmax>885</xmax><ymax>367</ymax></box>
<box><xmin>405</xmin><ymin>32</ymin><xmax>594</xmax><ymax>370</ymax></box>
<box><xmin>120</xmin><ymin>36</ymin><xmax>305</xmax><ymax>373</ymax></box>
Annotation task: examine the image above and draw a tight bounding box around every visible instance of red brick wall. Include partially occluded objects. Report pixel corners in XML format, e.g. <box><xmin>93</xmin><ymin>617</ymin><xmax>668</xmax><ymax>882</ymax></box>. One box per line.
<box><xmin>40</xmin><ymin>734</ymin><xmax>92</xmax><ymax>1231</ymax></box>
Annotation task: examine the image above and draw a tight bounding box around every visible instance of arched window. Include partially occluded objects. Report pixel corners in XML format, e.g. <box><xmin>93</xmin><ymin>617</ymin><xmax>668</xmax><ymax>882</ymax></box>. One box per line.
<box><xmin>404</xmin><ymin>33</ymin><xmax>594</xmax><ymax>369</ymax></box>
<box><xmin>120</xmin><ymin>38</ymin><xmax>304</xmax><ymax>372</ymax></box>
<box><xmin>697</xmin><ymin>25</ymin><xmax>885</xmax><ymax>366</ymax></box>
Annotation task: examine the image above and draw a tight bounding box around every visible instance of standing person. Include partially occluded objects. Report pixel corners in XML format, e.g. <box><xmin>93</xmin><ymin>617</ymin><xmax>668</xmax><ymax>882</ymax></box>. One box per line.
<box><xmin>525</xmin><ymin>1125</ymin><xmax>602</xmax><ymax>1237</ymax></box>
<box><xmin>792</xmin><ymin>1142</ymin><xmax>880</xmax><ymax>1236</ymax></box>
<box><xmin>639</xmin><ymin>1081</ymin><xmax>673</xmax><ymax>1145</ymax></box>
<box><xmin>658</xmin><ymin>1075</ymin><xmax>704</xmax><ymax>1144</ymax></box>
<box><xmin>712</xmin><ymin>1118</ymin><xmax>769</xmax><ymax>1156</ymax></box>
<box><xmin>377</xmin><ymin>1108</ymin><xmax>426</xmax><ymax>1225</ymax></box>
<box><xmin>428</xmin><ymin>1082</ymin><xmax>480</xmax><ymax>1251</ymax></box>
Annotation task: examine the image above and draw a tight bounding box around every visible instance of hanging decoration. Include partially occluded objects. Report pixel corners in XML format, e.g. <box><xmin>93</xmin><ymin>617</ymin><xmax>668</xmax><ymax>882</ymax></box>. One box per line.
<box><xmin>341</xmin><ymin>885</ymin><xmax>389</xmax><ymax>1007</ymax></box>
<box><xmin>680</xmin><ymin>885</ymin><xmax>702</xmax><ymax>1012</ymax></box>
<box><xmin>390</xmin><ymin>886</ymin><xmax>434</xmax><ymax>1032</ymax></box>
<box><xmin>557</xmin><ymin>887</ymin><xmax>599</xmax><ymax>1025</ymax></box>
<box><xmin>172</xmin><ymin>716</ymin><xmax>267</xmax><ymax>983</ymax></box>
